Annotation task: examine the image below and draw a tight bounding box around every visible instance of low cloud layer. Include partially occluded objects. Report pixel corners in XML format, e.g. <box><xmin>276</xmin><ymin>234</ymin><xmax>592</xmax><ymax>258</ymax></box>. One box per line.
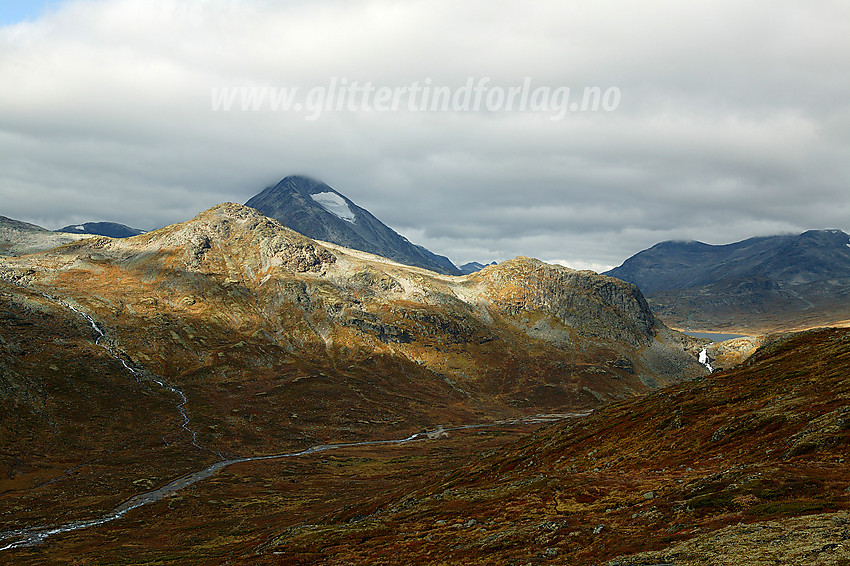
<box><xmin>2</xmin><ymin>0</ymin><xmax>848</xmax><ymax>270</ymax></box>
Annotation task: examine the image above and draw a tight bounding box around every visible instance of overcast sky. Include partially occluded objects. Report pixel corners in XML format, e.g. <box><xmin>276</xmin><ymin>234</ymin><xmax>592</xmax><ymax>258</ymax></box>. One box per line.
<box><xmin>2</xmin><ymin>0</ymin><xmax>848</xmax><ymax>270</ymax></box>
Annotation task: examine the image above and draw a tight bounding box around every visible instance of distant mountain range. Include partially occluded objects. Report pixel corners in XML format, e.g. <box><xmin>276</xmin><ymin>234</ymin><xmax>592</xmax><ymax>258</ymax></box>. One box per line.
<box><xmin>245</xmin><ymin>176</ymin><xmax>462</xmax><ymax>275</ymax></box>
<box><xmin>605</xmin><ymin>229</ymin><xmax>850</xmax><ymax>332</ymax></box>
<box><xmin>459</xmin><ymin>261</ymin><xmax>497</xmax><ymax>275</ymax></box>
<box><xmin>57</xmin><ymin>221</ymin><xmax>145</xmax><ymax>238</ymax></box>
<box><xmin>0</xmin><ymin>216</ymin><xmax>145</xmax><ymax>257</ymax></box>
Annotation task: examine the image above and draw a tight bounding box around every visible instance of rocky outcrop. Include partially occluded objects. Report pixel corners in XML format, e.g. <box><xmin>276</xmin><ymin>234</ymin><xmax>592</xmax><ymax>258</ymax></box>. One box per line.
<box><xmin>475</xmin><ymin>258</ymin><xmax>656</xmax><ymax>347</ymax></box>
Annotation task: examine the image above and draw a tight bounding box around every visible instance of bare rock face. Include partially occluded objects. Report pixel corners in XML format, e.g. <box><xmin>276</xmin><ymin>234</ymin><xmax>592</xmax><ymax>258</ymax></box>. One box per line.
<box><xmin>474</xmin><ymin>258</ymin><xmax>656</xmax><ymax>347</ymax></box>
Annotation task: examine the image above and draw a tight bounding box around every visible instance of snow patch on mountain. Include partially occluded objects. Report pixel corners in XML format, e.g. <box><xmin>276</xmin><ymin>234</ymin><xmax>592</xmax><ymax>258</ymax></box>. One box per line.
<box><xmin>310</xmin><ymin>192</ymin><xmax>356</xmax><ymax>222</ymax></box>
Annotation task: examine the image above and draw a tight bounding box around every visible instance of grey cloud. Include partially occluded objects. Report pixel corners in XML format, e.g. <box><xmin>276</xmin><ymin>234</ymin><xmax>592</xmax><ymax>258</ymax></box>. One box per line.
<box><xmin>1</xmin><ymin>0</ymin><xmax>848</xmax><ymax>270</ymax></box>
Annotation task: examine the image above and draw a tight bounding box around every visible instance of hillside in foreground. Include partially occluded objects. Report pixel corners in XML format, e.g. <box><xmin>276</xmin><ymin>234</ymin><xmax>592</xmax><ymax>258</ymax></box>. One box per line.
<box><xmin>238</xmin><ymin>328</ymin><xmax>849</xmax><ymax>565</ymax></box>
<box><xmin>2</xmin><ymin>317</ymin><xmax>847</xmax><ymax>562</ymax></box>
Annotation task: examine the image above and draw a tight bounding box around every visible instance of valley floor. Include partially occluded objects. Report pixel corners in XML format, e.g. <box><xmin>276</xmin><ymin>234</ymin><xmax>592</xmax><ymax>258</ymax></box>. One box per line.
<box><xmin>2</xmin><ymin>422</ymin><xmax>545</xmax><ymax>564</ymax></box>
<box><xmin>4</xmin><ymin>330</ymin><xmax>850</xmax><ymax>565</ymax></box>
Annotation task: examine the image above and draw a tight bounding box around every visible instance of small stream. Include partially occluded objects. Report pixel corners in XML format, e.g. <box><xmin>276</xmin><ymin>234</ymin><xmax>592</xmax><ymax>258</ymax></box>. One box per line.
<box><xmin>52</xmin><ymin>296</ymin><xmax>204</xmax><ymax>450</ymax></box>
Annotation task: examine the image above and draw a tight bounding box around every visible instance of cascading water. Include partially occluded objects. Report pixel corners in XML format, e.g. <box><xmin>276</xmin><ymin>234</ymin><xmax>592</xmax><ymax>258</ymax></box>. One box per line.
<box><xmin>698</xmin><ymin>347</ymin><xmax>713</xmax><ymax>372</ymax></box>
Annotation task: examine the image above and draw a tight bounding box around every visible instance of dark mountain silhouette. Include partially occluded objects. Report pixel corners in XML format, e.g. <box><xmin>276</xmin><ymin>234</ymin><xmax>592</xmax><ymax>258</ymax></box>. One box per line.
<box><xmin>605</xmin><ymin>229</ymin><xmax>850</xmax><ymax>331</ymax></box>
<box><xmin>246</xmin><ymin>176</ymin><xmax>461</xmax><ymax>275</ymax></box>
<box><xmin>56</xmin><ymin>221</ymin><xmax>145</xmax><ymax>238</ymax></box>
<box><xmin>459</xmin><ymin>261</ymin><xmax>497</xmax><ymax>275</ymax></box>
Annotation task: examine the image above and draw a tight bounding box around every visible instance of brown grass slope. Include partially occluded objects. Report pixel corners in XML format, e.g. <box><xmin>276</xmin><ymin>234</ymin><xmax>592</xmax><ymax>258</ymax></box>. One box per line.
<box><xmin>0</xmin><ymin>281</ymin><xmax>214</xmax><ymax>534</ymax></box>
<box><xmin>257</xmin><ymin>328</ymin><xmax>850</xmax><ymax>565</ymax></box>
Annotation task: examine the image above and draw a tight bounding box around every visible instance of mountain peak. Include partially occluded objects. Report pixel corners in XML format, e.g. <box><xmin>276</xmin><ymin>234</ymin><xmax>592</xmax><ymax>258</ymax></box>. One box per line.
<box><xmin>155</xmin><ymin>202</ymin><xmax>312</xmax><ymax>247</ymax></box>
<box><xmin>266</xmin><ymin>175</ymin><xmax>334</xmax><ymax>196</ymax></box>
<box><xmin>53</xmin><ymin>202</ymin><xmax>338</xmax><ymax>278</ymax></box>
<box><xmin>245</xmin><ymin>176</ymin><xmax>461</xmax><ymax>275</ymax></box>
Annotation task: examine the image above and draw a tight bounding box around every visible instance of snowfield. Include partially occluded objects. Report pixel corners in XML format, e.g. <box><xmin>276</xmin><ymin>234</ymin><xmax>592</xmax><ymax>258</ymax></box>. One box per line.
<box><xmin>310</xmin><ymin>191</ymin><xmax>356</xmax><ymax>222</ymax></box>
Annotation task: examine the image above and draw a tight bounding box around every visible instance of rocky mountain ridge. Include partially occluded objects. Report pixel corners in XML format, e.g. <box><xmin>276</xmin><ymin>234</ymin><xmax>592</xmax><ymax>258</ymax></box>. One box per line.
<box><xmin>2</xmin><ymin>203</ymin><xmax>703</xmax><ymax>405</ymax></box>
